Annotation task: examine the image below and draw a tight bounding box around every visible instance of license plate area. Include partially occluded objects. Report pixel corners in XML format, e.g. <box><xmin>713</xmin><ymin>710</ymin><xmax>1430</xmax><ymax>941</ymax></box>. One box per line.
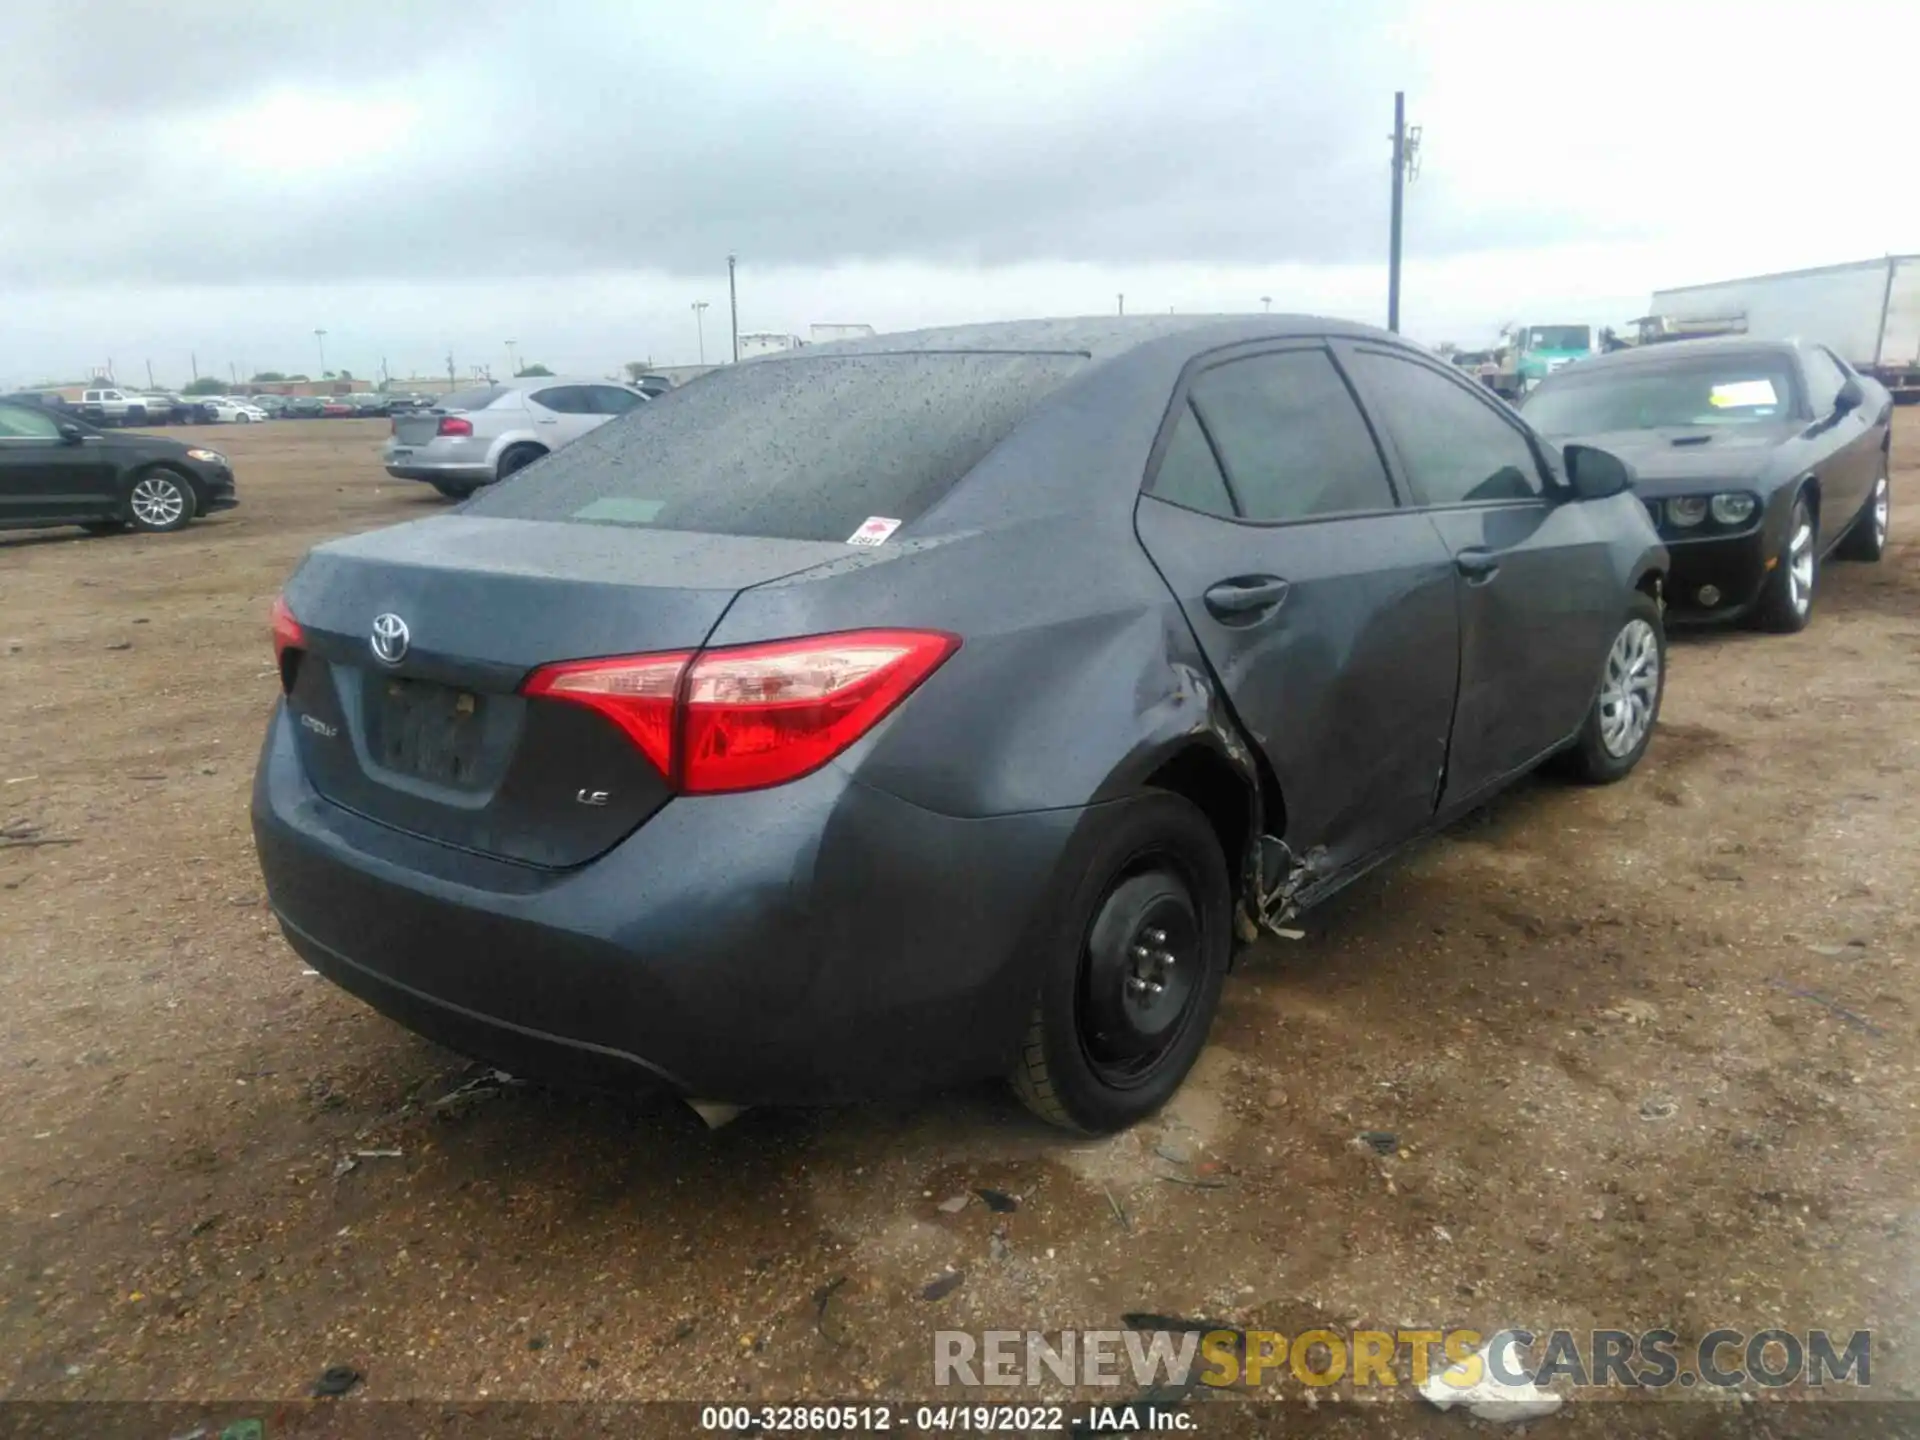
<box><xmin>366</xmin><ymin>678</ymin><xmax>487</xmax><ymax>787</ymax></box>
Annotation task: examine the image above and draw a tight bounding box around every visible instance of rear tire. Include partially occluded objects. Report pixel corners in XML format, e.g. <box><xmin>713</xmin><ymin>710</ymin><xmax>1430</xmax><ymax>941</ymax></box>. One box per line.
<box><xmin>1009</xmin><ymin>792</ymin><xmax>1231</xmax><ymax>1133</ymax></box>
<box><xmin>1560</xmin><ymin>593</ymin><xmax>1664</xmax><ymax>784</ymax></box>
<box><xmin>126</xmin><ymin>468</ymin><xmax>197</xmax><ymax>533</ymax></box>
<box><xmin>431</xmin><ymin>481</ymin><xmax>477</xmax><ymax>499</ymax></box>
<box><xmin>496</xmin><ymin>445</ymin><xmax>544</xmax><ymax>482</ymax></box>
<box><xmin>1751</xmin><ymin>493</ymin><xmax>1817</xmax><ymax>633</ymax></box>
<box><xmin>1836</xmin><ymin>460</ymin><xmax>1889</xmax><ymax>562</ymax></box>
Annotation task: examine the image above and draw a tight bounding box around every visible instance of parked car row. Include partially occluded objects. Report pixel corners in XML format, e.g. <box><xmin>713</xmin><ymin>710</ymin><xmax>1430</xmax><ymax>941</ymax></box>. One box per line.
<box><xmin>258</xmin><ymin>312</ymin><xmax>1888</xmax><ymax>1137</ymax></box>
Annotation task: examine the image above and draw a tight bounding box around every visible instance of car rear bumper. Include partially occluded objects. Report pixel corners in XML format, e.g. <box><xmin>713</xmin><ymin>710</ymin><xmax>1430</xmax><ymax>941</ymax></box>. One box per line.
<box><xmin>250</xmin><ymin>703</ymin><xmax>1078</xmax><ymax>1103</ymax></box>
<box><xmin>1660</xmin><ymin>532</ymin><xmax>1768</xmax><ymax>623</ymax></box>
<box><xmin>384</xmin><ymin>463</ymin><xmax>496</xmax><ymax>484</ymax></box>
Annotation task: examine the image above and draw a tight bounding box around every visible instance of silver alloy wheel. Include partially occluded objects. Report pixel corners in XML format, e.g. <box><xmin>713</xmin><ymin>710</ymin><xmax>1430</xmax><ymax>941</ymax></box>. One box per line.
<box><xmin>1598</xmin><ymin>617</ymin><xmax>1659</xmax><ymax>758</ymax></box>
<box><xmin>1874</xmin><ymin>471</ymin><xmax>1890</xmax><ymax>547</ymax></box>
<box><xmin>130</xmin><ymin>475</ymin><xmax>187</xmax><ymax>529</ymax></box>
<box><xmin>1788</xmin><ymin>514</ymin><xmax>1815</xmax><ymax>615</ymax></box>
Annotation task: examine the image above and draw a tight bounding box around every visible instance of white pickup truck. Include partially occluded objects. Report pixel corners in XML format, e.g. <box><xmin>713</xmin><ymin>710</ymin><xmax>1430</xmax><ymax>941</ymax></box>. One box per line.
<box><xmin>78</xmin><ymin>387</ymin><xmax>172</xmax><ymax>426</ymax></box>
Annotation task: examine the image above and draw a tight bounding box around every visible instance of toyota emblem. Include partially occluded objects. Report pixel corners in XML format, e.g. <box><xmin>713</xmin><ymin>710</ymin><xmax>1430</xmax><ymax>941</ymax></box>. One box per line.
<box><xmin>370</xmin><ymin>612</ymin><xmax>410</xmax><ymax>665</ymax></box>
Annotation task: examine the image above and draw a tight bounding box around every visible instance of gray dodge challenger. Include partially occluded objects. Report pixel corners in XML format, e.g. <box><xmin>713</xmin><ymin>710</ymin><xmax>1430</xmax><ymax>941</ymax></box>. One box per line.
<box><xmin>254</xmin><ymin>316</ymin><xmax>1667</xmax><ymax>1132</ymax></box>
<box><xmin>1523</xmin><ymin>336</ymin><xmax>1892</xmax><ymax>632</ymax></box>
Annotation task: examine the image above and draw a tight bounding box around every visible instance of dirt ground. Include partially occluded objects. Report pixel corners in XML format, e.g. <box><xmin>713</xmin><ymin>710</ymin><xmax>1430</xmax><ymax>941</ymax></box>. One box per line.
<box><xmin>4</xmin><ymin>416</ymin><xmax>1920</xmax><ymax>1428</ymax></box>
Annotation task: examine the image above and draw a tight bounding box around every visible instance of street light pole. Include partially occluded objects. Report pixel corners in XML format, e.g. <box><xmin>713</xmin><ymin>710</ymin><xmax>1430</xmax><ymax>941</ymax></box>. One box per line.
<box><xmin>727</xmin><ymin>254</ymin><xmax>739</xmax><ymax>363</ymax></box>
<box><xmin>314</xmin><ymin>328</ymin><xmax>329</xmax><ymax>375</ymax></box>
<box><xmin>692</xmin><ymin>301</ymin><xmax>709</xmax><ymax>365</ymax></box>
<box><xmin>1261</xmin><ymin>296</ymin><xmax>1273</xmax><ymax>313</ymax></box>
<box><xmin>1386</xmin><ymin>91</ymin><xmax>1421</xmax><ymax>334</ymax></box>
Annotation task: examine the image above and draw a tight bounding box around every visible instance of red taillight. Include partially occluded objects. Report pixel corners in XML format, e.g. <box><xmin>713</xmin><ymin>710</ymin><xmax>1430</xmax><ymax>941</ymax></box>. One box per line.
<box><xmin>522</xmin><ymin>629</ymin><xmax>959</xmax><ymax>794</ymax></box>
<box><xmin>522</xmin><ymin>650</ymin><xmax>688</xmax><ymax>778</ymax></box>
<box><xmin>270</xmin><ymin>593</ymin><xmax>305</xmax><ymax>690</ymax></box>
<box><xmin>436</xmin><ymin>415</ymin><xmax>472</xmax><ymax>437</ymax></box>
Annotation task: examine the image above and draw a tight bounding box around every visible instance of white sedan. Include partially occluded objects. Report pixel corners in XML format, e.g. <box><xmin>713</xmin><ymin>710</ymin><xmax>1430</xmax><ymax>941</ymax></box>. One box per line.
<box><xmin>206</xmin><ymin>399</ymin><xmax>268</xmax><ymax>424</ymax></box>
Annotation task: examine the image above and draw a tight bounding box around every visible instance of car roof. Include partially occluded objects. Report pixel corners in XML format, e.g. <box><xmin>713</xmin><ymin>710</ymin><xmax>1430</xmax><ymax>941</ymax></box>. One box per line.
<box><xmin>500</xmin><ymin>376</ymin><xmax>635</xmax><ymax>390</ymax></box>
<box><xmin>775</xmin><ymin>313</ymin><xmax>1400</xmax><ymax>364</ymax></box>
<box><xmin>1566</xmin><ymin>336</ymin><xmax>1805</xmax><ymax>376</ymax></box>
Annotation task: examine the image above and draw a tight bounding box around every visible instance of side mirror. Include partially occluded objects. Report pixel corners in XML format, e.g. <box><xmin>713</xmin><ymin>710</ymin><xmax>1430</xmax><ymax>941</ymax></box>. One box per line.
<box><xmin>57</xmin><ymin>422</ymin><xmax>85</xmax><ymax>444</ymax></box>
<box><xmin>1833</xmin><ymin>376</ymin><xmax>1863</xmax><ymax>416</ymax></box>
<box><xmin>1563</xmin><ymin>443</ymin><xmax>1635</xmax><ymax>501</ymax></box>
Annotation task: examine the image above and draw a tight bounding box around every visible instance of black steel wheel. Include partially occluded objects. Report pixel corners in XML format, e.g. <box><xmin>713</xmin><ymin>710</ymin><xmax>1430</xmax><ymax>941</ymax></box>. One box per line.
<box><xmin>1010</xmin><ymin>791</ymin><xmax>1230</xmax><ymax>1133</ymax></box>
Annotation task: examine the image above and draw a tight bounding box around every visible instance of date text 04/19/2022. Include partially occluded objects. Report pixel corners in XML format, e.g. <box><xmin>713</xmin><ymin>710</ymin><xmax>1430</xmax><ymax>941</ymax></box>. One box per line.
<box><xmin>697</xmin><ymin>1403</ymin><xmax>1196</xmax><ymax>1432</ymax></box>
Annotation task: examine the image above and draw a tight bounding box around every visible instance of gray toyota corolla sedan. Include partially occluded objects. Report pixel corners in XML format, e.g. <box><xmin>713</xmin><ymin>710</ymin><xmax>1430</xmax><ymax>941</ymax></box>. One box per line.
<box><xmin>253</xmin><ymin>316</ymin><xmax>1666</xmax><ymax>1132</ymax></box>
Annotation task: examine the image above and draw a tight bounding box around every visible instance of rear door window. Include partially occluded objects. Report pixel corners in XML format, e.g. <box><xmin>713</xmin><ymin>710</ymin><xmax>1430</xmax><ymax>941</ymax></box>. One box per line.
<box><xmin>1186</xmin><ymin>350</ymin><xmax>1397</xmax><ymax>521</ymax></box>
<box><xmin>466</xmin><ymin>352</ymin><xmax>1087</xmax><ymax>541</ymax></box>
<box><xmin>1146</xmin><ymin>403</ymin><xmax>1236</xmax><ymax>517</ymax></box>
<box><xmin>530</xmin><ymin>386</ymin><xmax>590</xmax><ymax>415</ymax></box>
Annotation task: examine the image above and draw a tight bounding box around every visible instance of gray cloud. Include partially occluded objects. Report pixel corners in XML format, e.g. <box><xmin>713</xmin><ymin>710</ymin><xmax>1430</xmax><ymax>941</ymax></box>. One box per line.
<box><xmin>0</xmin><ymin>0</ymin><xmax>1616</xmax><ymax>288</ymax></box>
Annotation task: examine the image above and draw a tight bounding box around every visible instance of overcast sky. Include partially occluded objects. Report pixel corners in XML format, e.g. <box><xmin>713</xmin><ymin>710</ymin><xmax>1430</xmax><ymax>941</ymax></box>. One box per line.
<box><xmin>3</xmin><ymin>0</ymin><xmax>1917</xmax><ymax>386</ymax></box>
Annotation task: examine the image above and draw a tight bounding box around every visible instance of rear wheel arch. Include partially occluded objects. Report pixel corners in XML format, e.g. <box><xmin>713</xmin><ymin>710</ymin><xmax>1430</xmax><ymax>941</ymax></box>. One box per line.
<box><xmin>1142</xmin><ymin>745</ymin><xmax>1254</xmax><ymax>903</ymax></box>
<box><xmin>496</xmin><ymin>442</ymin><xmax>547</xmax><ymax>481</ymax></box>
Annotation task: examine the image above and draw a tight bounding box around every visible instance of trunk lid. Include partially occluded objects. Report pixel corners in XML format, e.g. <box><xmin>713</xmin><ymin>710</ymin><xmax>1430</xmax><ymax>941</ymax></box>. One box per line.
<box><xmin>391</xmin><ymin>412</ymin><xmax>448</xmax><ymax>445</ymax></box>
<box><xmin>281</xmin><ymin>516</ymin><xmax>851</xmax><ymax>867</ymax></box>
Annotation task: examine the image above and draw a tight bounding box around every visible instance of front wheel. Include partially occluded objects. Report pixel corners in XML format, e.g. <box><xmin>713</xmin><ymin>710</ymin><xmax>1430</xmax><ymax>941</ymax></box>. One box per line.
<box><xmin>126</xmin><ymin>469</ymin><xmax>196</xmax><ymax>533</ymax></box>
<box><xmin>1835</xmin><ymin>461</ymin><xmax>1889</xmax><ymax>562</ymax></box>
<box><xmin>1009</xmin><ymin>792</ymin><xmax>1231</xmax><ymax>1133</ymax></box>
<box><xmin>1751</xmin><ymin>494</ymin><xmax>1817</xmax><ymax>633</ymax></box>
<box><xmin>1561</xmin><ymin>594</ymin><xmax>1664</xmax><ymax>784</ymax></box>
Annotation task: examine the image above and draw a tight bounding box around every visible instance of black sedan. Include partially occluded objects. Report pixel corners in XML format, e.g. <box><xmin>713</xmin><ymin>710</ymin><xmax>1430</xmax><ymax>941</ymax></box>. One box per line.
<box><xmin>0</xmin><ymin>401</ymin><xmax>237</xmax><ymax>534</ymax></box>
<box><xmin>253</xmin><ymin>317</ymin><xmax>1665</xmax><ymax>1132</ymax></box>
<box><xmin>1522</xmin><ymin>338</ymin><xmax>1892</xmax><ymax>631</ymax></box>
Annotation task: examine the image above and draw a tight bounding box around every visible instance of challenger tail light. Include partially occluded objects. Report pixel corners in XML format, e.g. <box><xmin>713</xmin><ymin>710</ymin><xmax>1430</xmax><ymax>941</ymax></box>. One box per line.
<box><xmin>523</xmin><ymin>630</ymin><xmax>959</xmax><ymax>794</ymax></box>
<box><xmin>436</xmin><ymin>415</ymin><xmax>473</xmax><ymax>437</ymax></box>
<box><xmin>270</xmin><ymin>592</ymin><xmax>305</xmax><ymax>691</ymax></box>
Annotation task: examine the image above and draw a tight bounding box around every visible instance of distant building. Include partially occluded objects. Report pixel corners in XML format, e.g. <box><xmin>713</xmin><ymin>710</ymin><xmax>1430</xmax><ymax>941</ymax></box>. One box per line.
<box><xmin>810</xmin><ymin>323</ymin><xmax>876</xmax><ymax>345</ymax></box>
<box><xmin>738</xmin><ymin>332</ymin><xmax>807</xmax><ymax>359</ymax></box>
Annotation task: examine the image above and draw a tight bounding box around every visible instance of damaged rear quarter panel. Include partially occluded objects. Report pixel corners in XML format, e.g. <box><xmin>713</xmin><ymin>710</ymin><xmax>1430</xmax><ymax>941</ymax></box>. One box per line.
<box><xmin>705</xmin><ymin>508</ymin><xmax>1249</xmax><ymax>822</ymax></box>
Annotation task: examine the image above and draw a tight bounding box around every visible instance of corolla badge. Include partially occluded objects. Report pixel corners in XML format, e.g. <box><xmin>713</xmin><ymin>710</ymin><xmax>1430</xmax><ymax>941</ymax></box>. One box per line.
<box><xmin>370</xmin><ymin>612</ymin><xmax>410</xmax><ymax>665</ymax></box>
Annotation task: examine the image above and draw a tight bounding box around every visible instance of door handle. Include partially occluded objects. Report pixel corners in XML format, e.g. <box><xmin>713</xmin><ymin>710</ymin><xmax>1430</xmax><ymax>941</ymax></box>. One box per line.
<box><xmin>1454</xmin><ymin>548</ymin><xmax>1501</xmax><ymax>583</ymax></box>
<box><xmin>1204</xmin><ymin>575</ymin><xmax>1291</xmax><ymax>620</ymax></box>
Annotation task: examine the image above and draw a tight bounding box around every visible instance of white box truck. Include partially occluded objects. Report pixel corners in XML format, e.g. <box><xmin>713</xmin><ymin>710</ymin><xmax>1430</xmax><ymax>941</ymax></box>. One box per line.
<box><xmin>1649</xmin><ymin>254</ymin><xmax>1920</xmax><ymax>401</ymax></box>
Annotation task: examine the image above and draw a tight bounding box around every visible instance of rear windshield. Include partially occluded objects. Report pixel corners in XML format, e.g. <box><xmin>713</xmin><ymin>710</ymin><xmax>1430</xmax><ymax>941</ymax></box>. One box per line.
<box><xmin>1523</xmin><ymin>356</ymin><xmax>1800</xmax><ymax>435</ymax></box>
<box><xmin>464</xmin><ymin>352</ymin><xmax>1086</xmax><ymax>542</ymax></box>
<box><xmin>439</xmin><ymin>385</ymin><xmax>510</xmax><ymax>411</ymax></box>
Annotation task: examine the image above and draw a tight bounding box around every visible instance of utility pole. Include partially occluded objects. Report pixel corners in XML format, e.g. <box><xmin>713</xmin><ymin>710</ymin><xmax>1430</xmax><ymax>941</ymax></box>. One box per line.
<box><xmin>315</xmin><ymin>328</ymin><xmax>329</xmax><ymax>375</ymax></box>
<box><xmin>1117</xmin><ymin>293</ymin><xmax>1125</xmax><ymax>316</ymax></box>
<box><xmin>447</xmin><ymin>353</ymin><xmax>456</xmax><ymax>390</ymax></box>
<box><xmin>146</xmin><ymin>359</ymin><xmax>155</xmax><ymax>389</ymax></box>
<box><xmin>727</xmin><ymin>253</ymin><xmax>739</xmax><ymax>363</ymax></box>
<box><xmin>190</xmin><ymin>352</ymin><xmax>199</xmax><ymax>381</ymax></box>
<box><xmin>692</xmin><ymin>301</ymin><xmax>709</xmax><ymax>364</ymax></box>
<box><xmin>229</xmin><ymin>362</ymin><xmax>238</xmax><ymax>385</ymax></box>
<box><xmin>1387</xmin><ymin>90</ymin><xmax>1422</xmax><ymax>334</ymax></box>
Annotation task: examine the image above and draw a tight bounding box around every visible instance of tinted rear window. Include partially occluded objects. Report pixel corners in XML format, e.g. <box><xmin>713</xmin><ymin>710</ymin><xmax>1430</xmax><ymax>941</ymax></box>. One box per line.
<box><xmin>465</xmin><ymin>352</ymin><xmax>1086</xmax><ymax>541</ymax></box>
<box><xmin>440</xmin><ymin>385</ymin><xmax>510</xmax><ymax>411</ymax></box>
